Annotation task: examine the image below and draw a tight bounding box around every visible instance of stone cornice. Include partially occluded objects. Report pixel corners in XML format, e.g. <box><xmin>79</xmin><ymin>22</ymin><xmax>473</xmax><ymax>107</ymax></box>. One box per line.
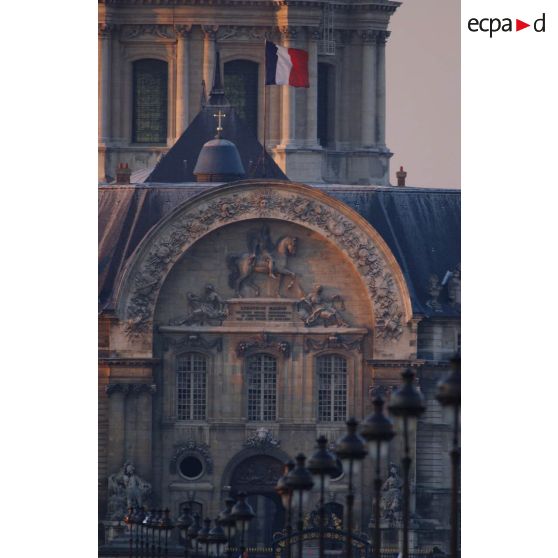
<box><xmin>366</xmin><ymin>359</ymin><xmax>425</xmax><ymax>368</ymax></box>
<box><xmin>105</xmin><ymin>382</ymin><xmax>157</xmax><ymax>396</ymax></box>
<box><xmin>99</xmin><ymin>357</ymin><xmax>161</xmax><ymax>367</ymax></box>
<box><xmin>100</xmin><ymin>1</ymin><xmax>400</xmax><ymax>14</ymax></box>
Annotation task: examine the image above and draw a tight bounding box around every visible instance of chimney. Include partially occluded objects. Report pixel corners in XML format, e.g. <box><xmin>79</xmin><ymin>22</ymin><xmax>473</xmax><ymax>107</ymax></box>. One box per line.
<box><xmin>116</xmin><ymin>162</ymin><xmax>131</xmax><ymax>185</ymax></box>
<box><xmin>396</xmin><ymin>165</ymin><xmax>407</xmax><ymax>187</ymax></box>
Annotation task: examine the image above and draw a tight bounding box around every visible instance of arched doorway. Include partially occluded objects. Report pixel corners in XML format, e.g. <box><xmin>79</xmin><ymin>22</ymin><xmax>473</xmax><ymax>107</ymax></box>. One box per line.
<box><xmin>230</xmin><ymin>455</ymin><xmax>285</xmax><ymax>548</ymax></box>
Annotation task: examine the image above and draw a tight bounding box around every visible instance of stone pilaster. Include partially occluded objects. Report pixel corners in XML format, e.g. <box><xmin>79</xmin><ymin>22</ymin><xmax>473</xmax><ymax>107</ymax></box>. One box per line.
<box><xmin>132</xmin><ymin>384</ymin><xmax>156</xmax><ymax>479</ymax></box>
<box><xmin>106</xmin><ymin>384</ymin><xmax>127</xmax><ymax>474</ymax></box>
<box><xmin>175</xmin><ymin>25</ymin><xmax>192</xmax><ymax>138</ymax></box>
<box><xmin>376</xmin><ymin>31</ymin><xmax>390</xmax><ymax>147</ymax></box>
<box><xmin>361</xmin><ymin>30</ymin><xmax>378</xmax><ymax>148</ymax></box>
<box><xmin>99</xmin><ymin>23</ymin><xmax>114</xmax><ymax>145</ymax></box>
<box><xmin>305</xmin><ymin>28</ymin><xmax>320</xmax><ymax>148</ymax></box>
<box><xmin>202</xmin><ymin>25</ymin><xmax>218</xmax><ymax>94</ymax></box>
<box><xmin>278</xmin><ymin>26</ymin><xmax>298</xmax><ymax>148</ymax></box>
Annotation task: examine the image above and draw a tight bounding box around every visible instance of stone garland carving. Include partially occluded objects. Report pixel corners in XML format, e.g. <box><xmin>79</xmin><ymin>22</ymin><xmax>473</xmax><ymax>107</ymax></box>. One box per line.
<box><xmin>170</xmin><ymin>441</ymin><xmax>214</xmax><ymax>475</ymax></box>
<box><xmin>163</xmin><ymin>334</ymin><xmax>223</xmax><ymax>353</ymax></box>
<box><xmin>169</xmin><ymin>284</ymin><xmax>228</xmax><ymax>326</ymax></box>
<box><xmin>304</xmin><ymin>333</ymin><xmax>362</xmax><ymax>354</ymax></box>
<box><xmin>236</xmin><ymin>334</ymin><xmax>290</xmax><ymax>358</ymax></box>
<box><xmin>123</xmin><ymin>188</ymin><xmax>405</xmax><ymax>341</ymax></box>
<box><xmin>105</xmin><ymin>383</ymin><xmax>157</xmax><ymax>397</ymax></box>
<box><xmin>298</xmin><ymin>284</ymin><xmax>349</xmax><ymax>328</ymax></box>
<box><xmin>107</xmin><ymin>462</ymin><xmax>151</xmax><ymax>521</ymax></box>
<box><xmin>217</xmin><ymin>26</ymin><xmax>269</xmax><ymax>41</ymax></box>
<box><xmin>243</xmin><ymin>427</ymin><xmax>281</xmax><ymax>449</ymax></box>
<box><xmin>123</xmin><ymin>24</ymin><xmax>174</xmax><ymax>39</ymax></box>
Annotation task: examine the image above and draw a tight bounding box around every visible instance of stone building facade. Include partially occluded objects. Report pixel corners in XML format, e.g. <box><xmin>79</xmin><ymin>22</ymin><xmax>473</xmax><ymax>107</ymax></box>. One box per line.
<box><xmin>98</xmin><ymin>0</ymin><xmax>398</xmax><ymax>184</ymax></box>
<box><xmin>99</xmin><ymin>179</ymin><xmax>460</xmax><ymax>553</ymax></box>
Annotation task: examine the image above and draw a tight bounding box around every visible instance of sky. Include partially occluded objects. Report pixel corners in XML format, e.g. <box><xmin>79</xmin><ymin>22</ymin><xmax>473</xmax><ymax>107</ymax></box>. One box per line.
<box><xmin>387</xmin><ymin>0</ymin><xmax>460</xmax><ymax>188</ymax></box>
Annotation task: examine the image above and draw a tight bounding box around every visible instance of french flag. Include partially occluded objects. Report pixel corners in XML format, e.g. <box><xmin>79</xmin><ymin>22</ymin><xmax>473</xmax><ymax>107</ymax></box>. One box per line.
<box><xmin>265</xmin><ymin>40</ymin><xmax>309</xmax><ymax>88</ymax></box>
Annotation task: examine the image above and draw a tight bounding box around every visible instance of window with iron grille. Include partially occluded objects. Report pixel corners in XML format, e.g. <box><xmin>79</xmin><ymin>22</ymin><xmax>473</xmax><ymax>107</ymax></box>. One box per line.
<box><xmin>132</xmin><ymin>59</ymin><xmax>168</xmax><ymax>144</ymax></box>
<box><xmin>247</xmin><ymin>354</ymin><xmax>277</xmax><ymax>422</ymax></box>
<box><xmin>317</xmin><ymin>354</ymin><xmax>347</xmax><ymax>422</ymax></box>
<box><xmin>176</xmin><ymin>353</ymin><xmax>207</xmax><ymax>421</ymax></box>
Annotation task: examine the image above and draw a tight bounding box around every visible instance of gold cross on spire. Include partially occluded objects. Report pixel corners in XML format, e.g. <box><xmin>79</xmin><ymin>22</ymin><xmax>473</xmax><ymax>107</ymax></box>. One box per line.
<box><xmin>213</xmin><ymin>109</ymin><xmax>226</xmax><ymax>137</ymax></box>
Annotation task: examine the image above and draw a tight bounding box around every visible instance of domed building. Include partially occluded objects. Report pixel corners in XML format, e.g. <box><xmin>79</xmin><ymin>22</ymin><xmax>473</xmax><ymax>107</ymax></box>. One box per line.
<box><xmin>98</xmin><ymin>1</ymin><xmax>460</xmax><ymax>555</ymax></box>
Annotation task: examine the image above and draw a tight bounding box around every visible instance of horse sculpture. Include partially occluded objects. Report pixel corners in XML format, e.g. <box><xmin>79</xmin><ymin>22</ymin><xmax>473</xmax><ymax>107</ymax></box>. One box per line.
<box><xmin>227</xmin><ymin>226</ymin><xmax>298</xmax><ymax>297</ymax></box>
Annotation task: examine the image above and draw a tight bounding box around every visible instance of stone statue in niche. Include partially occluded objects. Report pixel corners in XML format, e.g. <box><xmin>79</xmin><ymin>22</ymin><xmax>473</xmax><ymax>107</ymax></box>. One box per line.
<box><xmin>107</xmin><ymin>462</ymin><xmax>151</xmax><ymax>521</ymax></box>
<box><xmin>298</xmin><ymin>284</ymin><xmax>349</xmax><ymax>327</ymax></box>
<box><xmin>426</xmin><ymin>274</ymin><xmax>443</xmax><ymax>312</ymax></box>
<box><xmin>171</xmin><ymin>284</ymin><xmax>228</xmax><ymax>326</ymax></box>
<box><xmin>379</xmin><ymin>463</ymin><xmax>403</xmax><ymax>524</ymax></box>
<box><xmin>226</xmin><ymin>224</ymin><xmax>298</xmax><ymax>297</ymax></box>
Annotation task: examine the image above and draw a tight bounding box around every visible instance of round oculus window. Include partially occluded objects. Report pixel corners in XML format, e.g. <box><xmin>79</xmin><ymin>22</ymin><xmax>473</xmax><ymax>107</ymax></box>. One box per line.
<box><xmin>179</xmin><ymin>456</ymin><xmax>204</xmax><ymax>480</ymax></box>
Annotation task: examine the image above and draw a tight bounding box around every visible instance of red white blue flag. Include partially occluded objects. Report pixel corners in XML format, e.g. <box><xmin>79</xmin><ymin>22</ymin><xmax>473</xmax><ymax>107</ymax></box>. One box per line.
<box><xmin>265</xmin><ymin>40</ymin><xmax>309</xmax><ymax>87</ymax></box>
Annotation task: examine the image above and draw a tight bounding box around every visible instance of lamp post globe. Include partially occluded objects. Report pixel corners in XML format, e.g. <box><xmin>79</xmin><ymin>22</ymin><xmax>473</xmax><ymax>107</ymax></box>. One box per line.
<box><xmin>308</xmin><ymin>437</ymin><xmax>337</xmax><ymax>558</ymax></box>
<box><xmin>217</xmin><ymin>498</ymin><xmax>237</xmax><ymax>558</ymax></box>
<box><xmin>436</xmin><ymin>353</ymin><xmax>461</xmax><ymax>408</ymax></box>
<box><xmin>230</xmin><ymin>492</ymin><xmax>255</xmax><ymax>555</ymax></box>
<box><xmin>197</xmin><ymin>517</ymin><xmax>212</xmax><ymax>558</ymax></box>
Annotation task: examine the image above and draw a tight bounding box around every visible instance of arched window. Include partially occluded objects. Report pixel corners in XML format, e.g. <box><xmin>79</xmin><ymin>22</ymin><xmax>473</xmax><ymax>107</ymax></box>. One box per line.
<box><xmin>246</xmin><ymin>353</ymin><xmax>277</xmax><ymax>421</ymax></box>
<box><xmin>224</xmin><ymin>60</ymin><xmax>259</xmax><ymax>136</ymax></box>
<box><xmin>132</xmin><ymin>59</ymin><xmax>168</xmax><ymax>143</ymax></box>
<box><xmin>176</xmin><ymin>353</ymin><xmax>207</xmax><ymax>421</ymax></box>
<box><xmin>317</xmin><ymin>354</ymin><xmax>347</xmax><ymax>422</ymax></box>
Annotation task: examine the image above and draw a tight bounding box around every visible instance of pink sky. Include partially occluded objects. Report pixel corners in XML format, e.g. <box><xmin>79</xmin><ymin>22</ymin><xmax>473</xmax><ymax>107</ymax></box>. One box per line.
<box><xmin>387</xmin><ymin>0</ymin><xmax>460</xmax><ymax>188</ymax></box>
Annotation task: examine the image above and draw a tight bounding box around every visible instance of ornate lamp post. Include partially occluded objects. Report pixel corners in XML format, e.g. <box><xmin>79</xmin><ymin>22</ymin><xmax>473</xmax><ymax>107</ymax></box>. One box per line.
<box><xmin>285</xmin><ymin>453</ymin><xmax>314</xmax><ymax>558</ymax></box>
<box><xmin>159</xmin><ymin>509</ymin><xmax>174</xmax><ymax>558</ymax></box>
<box><xmin>436</xmin><ymin>354</ymin><xmax>461</xmax><ymax>558</ymax></box>
<box><xmin>275</xmin><ymin>460</ymin><xmax>295</xmax><ymax>558</ymax></box>
<box><xmin>188</xmin><ymin>513</ymin><xmax>201</xmax><ymax>557</ymax></box>
<box><xmin>230</xmin><ymin>492</ymin><xmax>255</xmax><ymax>556</ymax></box>
<box><xmin>197</xmin><ymin>518</ymin><xmax>212</xmax><ymax>558</ymax></box>
<box><xmin>389</xmin><ymin>368</ymin><xmax>426</xmax><ymax>558</ymax></box>
<box><xmin>217</xmin><ymin>498</ymin><xmax>237</xmax><ymax>558</ymax></box>
<box><xmin>335</xmin><ymin>418</ymin><xmax>367</xmax><ymax>558</ymax></box>
<box><xmin>308</xmin><ymin>436</ymin><xmax>338</xmax><ymax>558</ymax></box>
<box><xmin>176</xmin><ymin>507</ymin><xmax>194</xmax><ymax>558</ymax></box>
<box><xmin>208</xmin><ymin>519</ymin><xmax>228</xmax><ymax>557</ymax></box>
<box><xmin>360</xmin><ymin>396</ymin><xmax>396</xmax><ymax>558</ymax></box>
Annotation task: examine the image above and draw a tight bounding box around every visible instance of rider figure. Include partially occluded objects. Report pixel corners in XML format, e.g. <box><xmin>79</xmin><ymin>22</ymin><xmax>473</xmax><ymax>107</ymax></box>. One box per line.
<box><xmin>249</xmin><ymin>225</ymin><xmax>277</xmax><ymax>278</ymax></box>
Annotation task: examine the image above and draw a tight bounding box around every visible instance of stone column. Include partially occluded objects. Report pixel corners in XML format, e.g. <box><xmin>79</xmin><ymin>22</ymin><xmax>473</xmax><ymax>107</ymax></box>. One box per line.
<box><xmin>339</xmin><ymin>30</ymin><xmax>353</xmax><ymax>149</ymax></box>
<box><xmin>175</xmin><ymin>25</ymin><xmax>192</xmax><ymax>138</ymax></box>
<box><xmin>99</xmin><ymin>23</ymin><xmax>113</xmax><ymax>145</ymax></box>
<box><xmin>305</xmin><ymin>29</ymin><xmax>320</xmax><ymax>148</ymax></box>
<box><xmin>202</xmin><ymin>25</ymin><xmax>218</xmax><ymax>94</ymax></box>
<box><xmin>361</xmin><ymin>30</ymin><xmax>378</xmax><ymax>148</ymax></box>
<box><xmin>279</xmin><ymin>27</ymin><xmax>298</xmax><ymax>148</ymax></box>
<box><xmin>376</xmin><ymin>31</ymin><xmax>390</xmax><ymax>147</ymax></box>
<box><xmin>106</xmin><ymin>384</ymin><xmax>128</xmax><ymax>474</ymax></box>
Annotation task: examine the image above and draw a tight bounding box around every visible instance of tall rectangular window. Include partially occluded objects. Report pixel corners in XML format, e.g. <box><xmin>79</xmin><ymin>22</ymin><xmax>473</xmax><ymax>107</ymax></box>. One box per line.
<box><xmin>247</xmin><ymin>354</ymin><xmax>277</xmax><ymax>421</ymax></box>
<box><xmin>177</xmin><ymin>353</ymin><xmax>207</xmax><ymax>421</ymax></box>
<box><xmin>132</xmin><ymin>59</ymin><xmax>168</xmax><ymax>143</ymax></box>
<box><xmin>317</xmin><ymin>354</ymin><xmax>347</xmax><ymax>422</ymax></box>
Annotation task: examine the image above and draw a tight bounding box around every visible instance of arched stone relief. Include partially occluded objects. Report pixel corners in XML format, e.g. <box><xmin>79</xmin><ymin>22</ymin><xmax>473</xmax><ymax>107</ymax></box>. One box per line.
<box><xmin>115</xmin><ymin>181</ymin><xmax>412</xmax><ymax>342</ymax></box>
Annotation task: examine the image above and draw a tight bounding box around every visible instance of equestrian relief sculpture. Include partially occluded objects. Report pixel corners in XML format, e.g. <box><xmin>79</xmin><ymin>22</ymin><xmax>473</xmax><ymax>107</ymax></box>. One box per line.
<box><xmin>227</xmin><ymin>224</ymin><xmax>298</xmax><ymax>297</ymax></box>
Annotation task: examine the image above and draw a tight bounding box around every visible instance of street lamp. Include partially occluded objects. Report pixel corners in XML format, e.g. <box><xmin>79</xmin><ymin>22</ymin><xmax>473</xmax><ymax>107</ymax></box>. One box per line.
<box><xmin>436</xmin><ymin>354</ymin><xmax>460</xmax><ymax>558</ymax></box>
<box><xmin>308</xmin><ymin>436</ymin><xmax>338</xmax><ymax>558</ymax></box>
<box><xmin>159</xmin><ymin>508</ymin><xmax>174</xmax><ymax>558</ymax></box>
<box><xmin>197</xmin><ymin>517</ymin><xmax>212</xmax><ymax>558</ymax></box>
<box><xmin>275</xmin><ymin>460</ymin><xmax>295</xmax><ymax>558</ymax></box>
<box><xmin>285</xmin><ymin>453</ymin><xmax>314</xmax><ymax>558</ymax></box>
<box><xmin>360</xmin><ymin>396</ymin><xmax>395</xmax><ymax>558</ymax></box>
<box><xmin>176</xmin><ymin>507</ymin><xmax>194</xmax><ymax>558</ymax></box>
<box><xmin>217</xmin><ymin>498</ymin><xmax>237</xmax><ymax>558</ymax></box>
<box><xmin>230</xmin><ymin>492</ymin><xmax>255</xmax><ymax>556</ymax></box>
<box><xmin>208</xmin><ymin>519</ymin><xmax>228</xmax><ymax>557</ymax></box>
<box><xmin>187</xmin><ymin>513</ymin><xmax>201</xmax><ymax>557</ymax></box>
<box><xmin>389</xmin><ymin>368</ymin><xmax>426</xmax><ymax>558</ymax></box>
<box><xmin>335</xmin><ymin>418</ymin><xmax>367</xmax><ymax>558</ymax></box>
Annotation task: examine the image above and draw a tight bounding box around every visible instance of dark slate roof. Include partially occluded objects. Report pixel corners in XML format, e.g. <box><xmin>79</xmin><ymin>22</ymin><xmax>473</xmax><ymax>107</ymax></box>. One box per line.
<box><xmin>98</xmin><ymin>182</ymin><xmax>460</xmax><ymax>318</ymax></box>
<box><xmin>146</xmin><ymin>52</ymin><xmax>287</xmax><ymax>183</ymax></box>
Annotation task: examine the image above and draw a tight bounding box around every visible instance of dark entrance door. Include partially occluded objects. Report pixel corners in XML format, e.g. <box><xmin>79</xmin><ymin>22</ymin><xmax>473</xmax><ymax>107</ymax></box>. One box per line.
<box><xmin>230</xmin><ymin>455</ymin><xmax>285</xmax><ymax>551</ymax></box>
